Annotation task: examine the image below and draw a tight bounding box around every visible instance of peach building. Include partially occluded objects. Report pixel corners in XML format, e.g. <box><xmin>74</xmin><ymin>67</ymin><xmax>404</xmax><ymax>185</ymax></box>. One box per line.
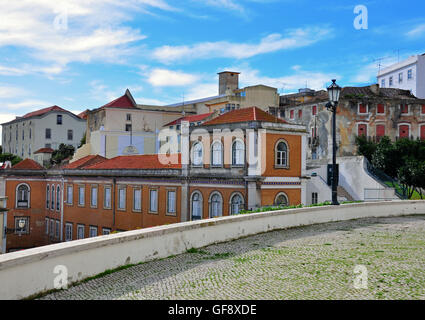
<box><xmin>1</xmin><ymin>107</ymin><xmax>307</xmax><ymax>252</ymax></box>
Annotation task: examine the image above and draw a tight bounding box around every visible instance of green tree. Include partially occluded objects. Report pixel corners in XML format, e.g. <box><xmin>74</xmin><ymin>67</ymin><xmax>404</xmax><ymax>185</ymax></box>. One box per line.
<box><xmin>0</xmin><ymin>153</ymin><xmax>23</xmax><ymax>166</ymax></box>
<box><xmin>51</xmin><ymin>144</ymin><xmax>75</xmax><ymax>165</ymax></box>
<box><xmin>355</xmin><ymin>135</ymin><xmax>376</xmax><ymax>162</ymax></box>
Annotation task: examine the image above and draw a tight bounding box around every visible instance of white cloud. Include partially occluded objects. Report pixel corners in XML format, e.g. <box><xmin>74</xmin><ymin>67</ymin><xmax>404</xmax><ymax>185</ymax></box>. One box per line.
<box><xmin>186</xmin><ymin>83</ymin><xmax>218</xmax><ymax>101</ymax></box>
<box><xmin>201</xmin><ymin>0</ymin><xmax>245</xmax><ymax>14</ymax></box>
<box><xmin>2</xmin><ymin>100</ymin><xmax>52</xmax><ymax>111</ymax></box>
<box><xmin>152</xmin><ymin>26</ymin><xmax>333</xmax><ymax>63</ymax></box>
<box><xmin>0</xmin><ymin>0</ymin><xmax>175</xmax><ymax>69</ymax></box>
<box><xmin>147</xmin><ymin>69</ymin><xmax>200</xmax><ymax>87</ymax></box>
<box><xmin>0</xmin><ymin>85</ymin><xmax>28</xmax><ymax>99</ymax></box>
<box><xmin>406</xmin><ymin>24</ymin><xmax>425</xmax><ymax>38</ymax></box>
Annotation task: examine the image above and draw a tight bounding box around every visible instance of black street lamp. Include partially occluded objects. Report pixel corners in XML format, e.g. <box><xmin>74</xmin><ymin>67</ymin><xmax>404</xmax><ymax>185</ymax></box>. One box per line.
<box><xmin>326</xmin><ymin>79</ymin><xmax>342</xmax><ymax>206</ymax></box>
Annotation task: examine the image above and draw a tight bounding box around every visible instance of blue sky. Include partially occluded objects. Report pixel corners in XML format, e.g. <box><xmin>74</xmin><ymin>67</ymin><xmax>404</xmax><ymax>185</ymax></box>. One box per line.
<box><xmin>1</xmin><ymin>0</ymin><xmax>425</xmax><ymax>136</ymax></box>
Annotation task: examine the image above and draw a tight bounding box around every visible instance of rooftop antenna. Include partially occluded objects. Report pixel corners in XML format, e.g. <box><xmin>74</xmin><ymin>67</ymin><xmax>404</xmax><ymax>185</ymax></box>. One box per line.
<box><xmin>394</xmin><ymin>49</ymin><xmax>401</xmax><ymax>63</ymax></box>
<box><xmin>182</xmin><ymin>92</ymin><xmax>185</xmax><ymax>116</ymax></box>
<box><xmin>373</xmin><ymin>57</ymin><xmax>386</xmax><ymax>74</ymax></box>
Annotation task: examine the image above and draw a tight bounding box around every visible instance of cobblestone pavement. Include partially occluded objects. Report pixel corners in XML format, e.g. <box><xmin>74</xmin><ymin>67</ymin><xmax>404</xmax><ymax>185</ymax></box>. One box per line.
<box><xmin>40</xmin><ymin>215</ymin><xmax>425</xmax><ymax>300</ymax></box>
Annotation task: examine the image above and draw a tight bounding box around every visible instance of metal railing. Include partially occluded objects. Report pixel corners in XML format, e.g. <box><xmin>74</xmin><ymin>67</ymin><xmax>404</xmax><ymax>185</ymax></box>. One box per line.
<box><xmin>364</xmin><ymin>157</ymin><xmax>408</xmax><ymax>199</ymax></box>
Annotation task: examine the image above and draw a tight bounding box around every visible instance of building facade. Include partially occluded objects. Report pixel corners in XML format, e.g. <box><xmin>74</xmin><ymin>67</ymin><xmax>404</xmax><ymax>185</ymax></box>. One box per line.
<box><xmin>0</xmin><ymin>107</ymin><xmax>307</xmax><ymax>252</ymax></box>
<box><xmin>1</xmin><ymin>106</ymin><xmax>86</xmax><ymax>161</ymax></box>
<box><xmin>280</xmin><ymin>84</ymin><xmax>425</xmax><ymax>160</ymax></box>
<box><xmin>377</xmin><ymin>53</ymin><xmax>425</xmax><ymax>98</ymax></box>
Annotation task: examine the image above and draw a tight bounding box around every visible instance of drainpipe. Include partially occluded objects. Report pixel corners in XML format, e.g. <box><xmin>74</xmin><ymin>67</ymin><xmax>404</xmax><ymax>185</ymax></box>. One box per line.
<box><xmin>60</xmin><ymin>176</ymin><xmax>64</xmax><ymax>242</ymax></box>
<box><xmin>112</xmin><ymin>178</ymin><xmax>116</xmax><ymax>227</ymax></box>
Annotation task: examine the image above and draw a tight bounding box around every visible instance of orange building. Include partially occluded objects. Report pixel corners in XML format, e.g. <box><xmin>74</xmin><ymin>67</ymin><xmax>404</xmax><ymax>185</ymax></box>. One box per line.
<box><xmin>1</xmin><ymin>107</ymin><xmax>308</xmax><ymax>252</ymax></box>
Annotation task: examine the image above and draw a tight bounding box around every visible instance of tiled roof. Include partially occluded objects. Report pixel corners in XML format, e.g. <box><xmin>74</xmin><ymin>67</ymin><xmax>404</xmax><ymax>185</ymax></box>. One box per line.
<box><xmin>202</xmin><ymin>107</ymin><xmax>288</xmax><ymax>126</ymax></box>
<box><xmin>78</xmin><ymin>110</ymin><xmax>89</xmax><ymax>119</ymax></box>
<box><xmin>64</xmin><ymin>155</ymin><xmax>107</xmax><ymax>169</ymax></box>
<box><xmin>22</xmin><ymin>105</ymin><xmax>68</xmax><ymax>119</ymax></box>
<box><xmin>11</xmin><ymin>159</ymin><xmax>44</xmax><ymax>170</ymax></box>
<box><xmin>84</xmin><ymin>154</ymin><xmax>182</xmax><ymax>170</ymax></box>
<box><xmin>165</xmin><ymin>112</ymin><xmax>214</xmax><ymax>127</ymax></box>
<box><xmin>100</xmin><ymin>89</ymin><xmax>137</xmax><ymax>110</ymax></box>
<box><xmin>341</xmin><ymin>86</ymin><xmax>416</xmax><ymax>99</ymax></box>
<box><xmin>34</xmin><ymin>147</ymin><xmax>54</xmax><ymax>154</ymax></box>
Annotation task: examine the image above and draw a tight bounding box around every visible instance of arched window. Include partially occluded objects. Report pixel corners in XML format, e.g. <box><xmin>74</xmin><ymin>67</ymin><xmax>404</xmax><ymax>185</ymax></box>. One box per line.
<box><xmin>211</xmin><ymin>141</ymin><xmax>223</xmax><ymax>166</ymax></box>
<box><xmin>16</xmin><ymin>184</ymin><xmax>30</xmax><ymax>208</ymax></box>
<box><xmin>230</xmin><ymin>193</ymin><xmax>244</xmax><ymax>215</ymax></box>
<box><xmin>51</xmin><ymin>184</ymin><xmax>55</xmax><ymax>210</ymax></box>
<box><xmin>209</xmin><ymin>192</ymin><xmax>223</xmax><ymax>218</ymax></box>
<box><xmin>274</xmin><ymin>192</ymin><xmax>289</xmax><ymax>207</ymax></box>
<box><xmin>46</xmin><ymin>185</ymin><xmax>50</xmax><ymax>209</ymax></box>
<box><xmin>192</xmin><ymin>142</ymin><xmax>203</xmax><ymax>166</ymax></box>
<box><xmin>191</xmin><ymin>191</ymin><xmax>203</xmax><ymax>221</ymax></box>
<box><xmin>232</xmin><ymin>140</ymin><xmax>245</xmax><ymax>166</ymax></box>
<box><xmin>56</xmin><ymin>185</ymin><xmax>61</xmax><ymax>211</ymax></box>
<box><xmin>275</xmin><ymin>140</ymin><xmax>289</xmax><ymax>167</ymax></box>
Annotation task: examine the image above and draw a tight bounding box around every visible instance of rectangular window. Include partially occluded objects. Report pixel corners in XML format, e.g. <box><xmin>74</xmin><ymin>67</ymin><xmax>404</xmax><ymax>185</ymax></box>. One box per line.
<box><xmin>389</xmin><ymin>76</ymin><xmax>393</xmax><ymax>86</ymax></box>
<box><xmin>290</xmin><ymin>110</ymin><xmax>294</xmax><ymax>119</ymax></box>
<box><xmin>91</xmin><ymin>185</ymin><xmax>98</xmax><ymax>208</ymax></box>
<box><xmin>133</xmin><ymin>188</ymin><xmax>142</xmax><ymax>212</ymax></box>
<box><xmin>65</xmin><ymin>223</ymin><xmax>72</xmax><ymax>241</ymax></box>
<box><xmin>57</xmin><ymin>115</ymin><xmax>62</xmax><ymax>125</ymax></box>
<box><xmin>167</xmin><ymin>190</ymin><xmax>176</xmax><ymax>215</ymax></box>
<box><xmin>149</xmin><ymin>189</ymin><xmax>158</xmax><ymax>213</ymax></box>
<box><xmin>312</xmin><ymin>193</ymin><xmax>318</xmax><ymax>205</ymax></box>
<box><xmin>102</xmin><ymin>228</ymin><xmax>111</xmax><ymax>235</ymax></box>
<box><xmin>78</xmin><ymin>186</ymin><xmax>85</xmax><ymax>206</ymax></box>
<box><xmin>125</xmin><ymin>124</ymin><xmax>132</xmax><ymax>132</ymax></box>
<box><xmin>118</xmin><ymin>187</ymin><xmax>126</xmax><ymax>210</ymax></box>
<box><xmin>89</xmin><ymin>226</ymin><xmax>98</xmax><ymax>238</ymax></box>
<box><xmin>401</xmin><ymin>104</ymin><xmax>409</xmax><ymax>114</ymax></box>
<box><xmin>77</xmin><ymin>224</ymin><xmax>85</xmax><ymax>239</ymax></box>
<box><xmin>45</xmin><ymin>218</ymin><xmax>49</xmax><ymax>235</ymax></box>
<box><xmin>377</xmin><ymin>104</ymin><xmax>385</xmax><ymax>114</ymax></box>
<box><xmin>408</xmin><ymin>69</ymin><xmax>413</xmax><ymax>80</ymax></box>
<box><xmin>298</xmin><ymin>110</ymin><xmax>302</xmax><ymax>119</ymax></box>
<box><xmin>376</xmin><ymin>124</ymin><xmax>385</xmax><ymax>140</ymax></box>
<box><xmin>45</xmin><ymin>128</ymin><xmax>51</xmax><ymax>139</ymax></box>
<box><xmin>358</xmin><ymin>104</ymin><xmax>368</xmax><ymax>114</ymax></box>
<box><xmin>67</xmin><ymin>130</ymin><xmax>73</xmax><ymax>141</ymax></box>
<box><xmin>104</xmin><ymin>186</ymin><xmax>112</xmax><ymax>209</ymax></box>
<box><xmin>398</xmin><ymin>72</ymin><xmax>403</xmax><ymax>83</ymax></box>
<box><xmin>55</xmin><ymin>220</ymin><xmax>60</xmax><ymax>238</ymax></box>
<box><xmin>126</xmin><ymin>114</ymin><xmax>131</xmax><ymax>121</ymax></box>
<box><xmin>66</xmin><ymin>185</ymin><xmax>73</xmax><ymax>205</ymax></box>
<box><xmin>422</xmin><ymin>105</ymin><xmax>425</xmax><ymax>114</ymax></box>
<box><xmin>381</xmin><ymin>79</ymin><xmax>385</xmax><ymax>88</ymax></box>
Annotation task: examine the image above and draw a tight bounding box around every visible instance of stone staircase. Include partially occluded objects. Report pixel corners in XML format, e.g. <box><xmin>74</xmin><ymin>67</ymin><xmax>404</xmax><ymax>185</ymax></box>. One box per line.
<box><xmin>337</xmin><ymin>185</ymin><xmax>355</xmax><ymax>202</ymax></box>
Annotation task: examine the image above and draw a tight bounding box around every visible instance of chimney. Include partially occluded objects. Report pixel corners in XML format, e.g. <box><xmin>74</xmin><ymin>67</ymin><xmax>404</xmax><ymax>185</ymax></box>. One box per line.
<box><xmin>370</xmin><ymin>84</ymin><xmax>380</xmax><ymax>95</ymax></box>
<box><xmin>218</xmin><ymin>71</ymin><xmax>240</xmax><ymax>95</ymax></box>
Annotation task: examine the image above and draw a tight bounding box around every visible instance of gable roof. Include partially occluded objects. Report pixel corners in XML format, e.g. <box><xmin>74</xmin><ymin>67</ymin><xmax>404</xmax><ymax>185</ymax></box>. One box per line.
<box><xmin>100</xmin><ymin>89</ymin><xmax>137</xmax><ymax>110</ymax></box>
<box><xmin>64</xmin><ymin>155</ymin><xmax>107</xmax><ymax>169</ymax></box>
<box><xmin>11</xmin><ymin>159</ymin><xmax>44</xmax><ymax>170</ymax></box>
<box><xmin>84</xmin><ymin>154</ymin><xmax>182</xmax><ymax>170</ymax></box>
<box><xmin>34</xmin><ymin>147</ymin><xmax>54</xmax><ymax>154</ymax></box>
<box><xmin>164</xmin><ymin>112</ymin><xmax>214</xmax><ymax>127</ymax></box>
<box><xmin>202</xmin><ymin>107</ymin><xmax>288</xmax><ymax>126</ymax></box>
<box><xmin>22</xmin><ymin>105</ymin><xmax>68</xmax><ymax>119</ymax></box>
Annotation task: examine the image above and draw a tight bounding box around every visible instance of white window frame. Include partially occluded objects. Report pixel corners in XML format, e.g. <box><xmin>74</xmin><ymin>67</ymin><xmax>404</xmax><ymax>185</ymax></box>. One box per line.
<box><xmin>356</xmin><ymin>122</ymin><xmax>369</xmax><ymax>137</ymax></box>
<box><xmin>56</xmin><ymin>185</ymin><xmax>60</xmax><ymax>211</ymax></box>
<box><xmin>190</xmin><ymin>191</ymin><xmax>203</xmax><ymax>221</ymax></box>
<box><xmin>118</xmin><ymin>186</ymin><xmax>126</xmax><ymax>210</ymax></box>
<box><xmin>209</xmin><ymin>192</ymin><xmax>223</xmax><ymax>218</ymax></box>
<box><xmin>149</xmin><ymin>188</ymin><xmax>158</xmax><ymax>213</ymax></box>
<box><xmin>77</xmin><ymin>224</ymin><xmax>85</xmax><ymax>239</ymax></box>
<box><xmin>65</xmin><ymin>223</ymin><xmax>73</xmax><ymax>241</ymax></box>
<box><xmin>275</xmin><ymin>139</ymin><xmax>289</xmax><ymax>168</ymax></box>
<box><xmin>133</xmin><ymin>187</ymin><xmax>142</xmax><ymax>212</ymax></box>
<box><xmin>166</xmin><ymin>189</ymin><xmax>177</xmax><ymax>216</ymax></box>
<box><xmin>357</xmin><ymin>103</ymin><xmax>369</xmax><ymax>115</ymax></box>
<box><xmin>66</xmin><ymin>185</ymin><xmax>73</xmax><ymax>205</ymax></box>
<box><xmin>90</xmin><ymin>185</ymin><xmax>98</xmax><ymax>208</ymax></box>
<box><xmin>274</xmin><ymin>192</ymin><xmax>289</xmax><ymax>207</ymax></box>
<box><xmin>192</xmin><ymin>142</ymin><xmax>203</xmax><ymax>167</ymax></box>
<box><xmin>89</xmin><ymin>226</ymin><xmax>98</xmax><ymax>238</ymax></box>
<box><xmin>104</xmin><ymin>185</ymin><xmax>112</xmax><ymax>209</ymax></box>
<box><xmin>102</xmin><ymin>228</ymin><xmax>111</xmax><ymax>235</ymax></box>
<box><xmin>78</xmin><ymin>185</ymin><xmax>85</xmax><ymax>206</ymax></box>
<box><xmin>376</xmin><ymin>103</ymin><xmax>385</xmax><ymax>115</ymax></box>
<box><xmin>211</xmin><ymin>140</ymin><xmax>223</xmax><ymax>167</ymax></box>
<box><xmin>229</xmin><ymin>192</ymin><xmax>244</xmax><ymax>215</ymax></box>
<box><xmin>231</xmin><ymin>139</ymin><xmax>245</xmax><ymax>166</ymax></box>
<box><xmin>400</xmin><ymin>104</ymin><xmax>411</xmax><ymax>116</ymax></box>
<box><xmin>55</xmin><ymin>220</ymin><xmax>60</xmax><ymax>239</ymax></box>
<box><xmin>15</xmin><ymin>183</ymin><xmax>30</xmax><ymax>209</ymax></box>
<box><xmin>397</xmin><ymin>123</ymin><xmax>411</xmax><ymax>139</ymax></box>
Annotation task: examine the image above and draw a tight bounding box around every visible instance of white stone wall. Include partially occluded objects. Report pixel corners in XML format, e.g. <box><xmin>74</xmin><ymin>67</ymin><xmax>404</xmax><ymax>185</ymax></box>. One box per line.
<box><xmin>0</xmin><ymin>200</ymin><xmax>424</xmax><ymax>299</ymax></box>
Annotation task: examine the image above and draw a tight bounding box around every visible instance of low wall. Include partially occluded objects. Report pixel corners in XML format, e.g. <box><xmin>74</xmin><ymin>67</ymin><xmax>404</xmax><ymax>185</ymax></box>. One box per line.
<box><xmin>1</xmin><ymin>200</ymin><xmax>424</xmax><ymax>300</ymax></box>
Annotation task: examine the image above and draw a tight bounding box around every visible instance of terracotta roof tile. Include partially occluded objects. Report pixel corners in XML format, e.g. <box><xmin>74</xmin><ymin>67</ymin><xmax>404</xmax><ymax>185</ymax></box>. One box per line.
<box><xmin>34</xmin><ymin>147</ymin><xmax>54</xmax><ymax>154</ymax></box>
<box><xmin>202</xmin><ymin>107</ymin><xmax>288</xmax><ymax>126</ymax></box>
<box><xmin>22</xmin><ymin>105</ymin><xmax>68</xmax><ymax>119</ymax></box>
<box><xmin>84</xmin><ymin>154</ymin><xmax>181</xmax><ymax>170</ymax></box>
<box><xmin>165</xmin><ymin>112</ymin><xmax>214</xmax><ymax>127</ymax></box>
<box><xmin>64</xmin><ymin>155</ymin><xmax>107</xmax><ymax>169</ymax></box>
<box><xmin>11</xmin><ymin>159</ymin><xmax>44</xmax><ymax>170</ymax></box>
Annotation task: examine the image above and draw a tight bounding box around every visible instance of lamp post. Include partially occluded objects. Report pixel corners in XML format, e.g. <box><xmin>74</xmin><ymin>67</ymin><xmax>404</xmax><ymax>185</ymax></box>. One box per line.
<box><xmin>326</xmin><ymin>79</ymin><xmax>342</xmax><ymax>206</ymax></box>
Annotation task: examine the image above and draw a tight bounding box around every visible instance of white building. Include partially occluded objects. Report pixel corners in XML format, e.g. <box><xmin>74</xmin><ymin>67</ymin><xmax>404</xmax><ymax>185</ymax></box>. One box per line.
<box><xmin>1</xmin><ymin>106</ymin><xmax>86</xmax><ymax>161</ymax></box>
<box><xmin>377</xmin><ymin>53</ymin><xmax>425</xmax><ymax>98</ymax></box>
